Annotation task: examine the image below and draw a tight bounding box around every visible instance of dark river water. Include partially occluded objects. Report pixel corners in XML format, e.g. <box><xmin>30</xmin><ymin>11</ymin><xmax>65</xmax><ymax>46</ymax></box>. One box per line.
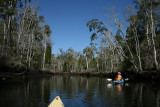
<box><xmin>0</xmin><ymin>76</ymin><xmax>160</xmax><ymax>107</ymax></box>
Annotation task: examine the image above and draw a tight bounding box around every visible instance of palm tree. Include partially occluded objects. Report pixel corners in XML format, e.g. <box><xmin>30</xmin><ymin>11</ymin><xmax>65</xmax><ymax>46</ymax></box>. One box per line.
<box><xmin>83</xmin><ymin>47</ymin><xmax>93</xmax><ymax>70</ymax></box>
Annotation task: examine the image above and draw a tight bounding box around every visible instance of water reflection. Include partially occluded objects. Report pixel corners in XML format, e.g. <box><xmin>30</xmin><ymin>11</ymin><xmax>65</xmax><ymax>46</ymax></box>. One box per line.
<box><xmin>0</xmin><ymin>76</ymin><xmax>160</xmax><ymax>107</ymax></box>
<box><xmin>116</xmin><ymin>84</ymin><xmax>122</xmax><ymax>93</ymax></box>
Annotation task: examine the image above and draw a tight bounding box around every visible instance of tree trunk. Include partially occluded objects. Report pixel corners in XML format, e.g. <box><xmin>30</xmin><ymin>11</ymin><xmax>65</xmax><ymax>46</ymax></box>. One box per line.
<box><xmin>146</xmin><ymin>22</ymin><xmax>151</xmax><ymax>48</ymax></box>
<box><xmin>112</xmin><ymin>11</ymin><xmax>139</xmax><ymax>71</ymax></box>
<box><xmin>133</xmin><ymin>16</ymin><xmax>142</xmax><ymax>72</ymax></box>
<box><xmin>135</xmin><ymin>29</ymin><xmax>142</xmax><ymax>71</ymax></box>
<box><xmin>28</xmin><ymin>31</ymin><xmax>34</xmax><ymax>68</ymax></box>
<box><xmin>2</xmin><ymin>22</ymin><xmax>6</xmax><ymax>55</ymax></box>
<box><xmin>97</xmin><ymin>61</ymin><xmax>99</xmax><ymax>72</ymax></box>
<box><xmin>86</xmin><ymin>57</ymin><xmax>89</xmax><ymax>70</ymax></box>
<box><xmin>26</xmin><ymin>34</ymin><xmax>31</xmax><ymax>64</ymax></box>
<box><xmin>150</xmin><ymin>4</ymin><xmax>159</xmax><ymax>71</ymax></box>
<box><xmin>42</xmin><ymin>33</ymin><xmax>46</xmax><ymax>70</ymax></box>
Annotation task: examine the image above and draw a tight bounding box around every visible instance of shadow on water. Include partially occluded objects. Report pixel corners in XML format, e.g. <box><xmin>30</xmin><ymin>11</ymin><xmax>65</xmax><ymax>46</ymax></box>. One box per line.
<box><xmin>0</xmin><ymin>76</ymin><xmax>160</xmax><ymax>107</ymax></box>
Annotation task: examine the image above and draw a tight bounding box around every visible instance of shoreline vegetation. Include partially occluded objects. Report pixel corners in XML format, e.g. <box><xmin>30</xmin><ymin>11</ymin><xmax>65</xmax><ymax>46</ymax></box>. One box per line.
<box><xmin>1</xmin><ymin>69</ymin><xmax>160</xmax><ymax>81</ymax></box>
<box><xmin>0</xmin><ymin>0</ymin><xmax>160</xmax><ymax>81</ymax></box>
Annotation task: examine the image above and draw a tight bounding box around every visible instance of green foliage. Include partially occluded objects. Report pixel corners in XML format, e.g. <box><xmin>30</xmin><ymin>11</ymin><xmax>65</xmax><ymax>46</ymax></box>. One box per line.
<box><xmin>1</xmin><ymin>0</ymin><xmax>160</xmax><ymax>73</ymax></box>
<box><xmin>0</xmin><ymin>0</ymin><xmax>31</xmax><ymax>19</ymax></box>
<box><xmin>44</xmin><ymin>25</ymin><xmax>51</xmax><ymax>36</ymax></box>
<box><xmin>83</xmin><ymin>47</ymin><xmax>93</xmax><ymax>56</ymax></box>
<box><xmin>50</xmin><ymin>0</ymin><xmax>160</xmax><ymax>73</ymax></box>
<box><xmin>115</xmin><ymin>30</ymin><xmax>123</xmax><ymax>41</ymax></box>
<box><xmin>0</xmin><ymin>55</ymin><xmax>8</xmax><ymax>68</ymax></box>
<box><xmin>62</xmin><ymin>63</ymin><xmax>67</xmax><ymax>72</ymax></box>
<box><xmin>87</xmin><ymin>19</ymin><xmax>108</xmax><ymax>41</ymax></box>
<box><xmin>39</xmin><ymin>16</ymin><xmax>45</xmax><ymax>23</ymax></box>
<box><xmin>31</xmin><ymin>52</ymin><xmax>42</xmax><ymax>71</ymax></box>
<box><xmin>78</xmin><ymin>54</ymin><xmax>86</xmax><ymax>71</ymax></box>
<box><xmin>91</xmin><ymin>33</ymin><xmax>97</xmax><ymax>41</ymax></box>
<box><xmin>0</xmin><ymin>0</ymin><xmax>53</xmax><ymax>72</ymax></box>
<box><xmin>119</xmin><ymin>59</ymin><xmax>133</xmax><ymax>72</ymax></box>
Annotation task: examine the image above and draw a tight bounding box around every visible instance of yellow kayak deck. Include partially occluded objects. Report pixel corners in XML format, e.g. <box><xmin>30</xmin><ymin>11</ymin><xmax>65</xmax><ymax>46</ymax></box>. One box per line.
<box><xmin>48</xmin><ymin>96</ymin><xmax>64</xmax><ymax>107</ymax></box>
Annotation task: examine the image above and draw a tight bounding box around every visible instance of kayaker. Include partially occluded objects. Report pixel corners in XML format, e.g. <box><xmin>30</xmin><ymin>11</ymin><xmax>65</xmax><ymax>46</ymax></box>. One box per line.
<box><xmin>115</xmin><ymin>72</ymin><xmax>123</xmax><ymax>81</ymax></box>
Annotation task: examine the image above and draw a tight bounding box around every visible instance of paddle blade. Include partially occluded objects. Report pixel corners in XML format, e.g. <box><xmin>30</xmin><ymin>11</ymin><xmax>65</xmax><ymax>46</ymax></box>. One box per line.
<box><xmin>107</xmin><ymin>78</ymin><xmax>112</xmax><ymax>81</ymax></box>
<box><xmin>125</xmin><ymin>78</ymin><xmax>129</xmax><ymax>81</ymax></box>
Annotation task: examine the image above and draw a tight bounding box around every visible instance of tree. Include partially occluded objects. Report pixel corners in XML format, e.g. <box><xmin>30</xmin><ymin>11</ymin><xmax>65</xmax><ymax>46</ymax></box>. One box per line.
<box><xmin>127</xmin><ymin>15</ymin><xmax>142</xmax><ymax>71</ymax></box>
<box><xmin>42</xmin><ymin>25</ymin><xmax>52</xmax><ymax>70</ymax></box>
<box><xmin>133</xmin><ymin>0</ymin><xmax>160</xmax><ymax>71</ymax></box>
<box><xmin>45</xmin><ymin>44</ymin><xmax>52</xmax><ymax>64</ymax></box>
<box><xmin>0</xmin><ymin>0</ymin><xmax>53</xmax><ymax>72</ymax></box>
<box><xmin>83</xmin><ymin>47</ymin><xmax>94</xmax><ymax>70</ymax></box>
<box><xmin>77</xmin><ymin>52</ymin><xmax>85</xmax><ymax>72</ymax></box>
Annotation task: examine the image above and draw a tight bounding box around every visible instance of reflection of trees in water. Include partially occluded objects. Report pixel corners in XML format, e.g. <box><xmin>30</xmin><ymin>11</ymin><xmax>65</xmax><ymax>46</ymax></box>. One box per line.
<box><xmin>123</xmin><ymin>82</ymin><xmax>160</xmax><ymax>107</ymax></box>
<box><xmin>0</xmin><ymin>78</ymin><xmax>51</xmax><ymax>107</ymax></box>
<box><xmin>49</xmin><ymin>76</ymin><xmax>97</xmax><ymax>100</ymax></box>
<box><xmin>23</xmin><ymin>78</ymin><xmax>51</xmax><ymax>107</ymax></box>
<box><xmin>48</xmin><ymin>76</ymin><xmax>160</xmax><ymax>107</ymax></box>
<box><xmin>1</xmin><ymin>77</ymin><xmax>160</xmax><ymax>107</ymax></box>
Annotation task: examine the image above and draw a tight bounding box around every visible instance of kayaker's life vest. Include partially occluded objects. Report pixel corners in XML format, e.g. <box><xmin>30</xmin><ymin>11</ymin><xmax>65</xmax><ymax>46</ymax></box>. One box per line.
<box><xmin>116</xmin><ymin>75</ymin><xmax>122</xmax><ymax>81</ymax></box>
<box><xmin>116</xmin><ymin>78</ymin><xmax>121</xmax><ymax>81</ymax></box>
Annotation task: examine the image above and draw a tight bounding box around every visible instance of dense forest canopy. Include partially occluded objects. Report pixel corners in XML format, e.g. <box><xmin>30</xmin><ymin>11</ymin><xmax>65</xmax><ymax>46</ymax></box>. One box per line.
<box><xmin>0</xmin><ymin>0</ymin><xmax>160</xmax><ymax>73</ymax></box>
<box><xmin>0</xmin><ymin>0</ymin><xmax>52</xmax><ymax>72</ymax></box>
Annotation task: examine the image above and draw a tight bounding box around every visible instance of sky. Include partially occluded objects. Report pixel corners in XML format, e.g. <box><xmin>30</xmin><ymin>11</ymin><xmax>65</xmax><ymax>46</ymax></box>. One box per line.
<box><xmin>38</xmin><ymin>0</ymin><xmax>134</xmax><ymax>54</ymax></box>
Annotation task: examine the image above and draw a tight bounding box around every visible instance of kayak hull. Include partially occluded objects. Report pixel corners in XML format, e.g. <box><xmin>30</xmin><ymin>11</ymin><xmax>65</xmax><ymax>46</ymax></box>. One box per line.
<box><xmin>113</xmin><ymin>79</ymin><xmax>124</xmax><ymax>84</ymax></box>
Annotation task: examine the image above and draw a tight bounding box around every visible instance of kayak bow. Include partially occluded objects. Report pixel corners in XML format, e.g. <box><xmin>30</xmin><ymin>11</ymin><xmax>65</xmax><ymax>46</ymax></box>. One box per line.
<box><xmin>48</xmin><ymin>96</ymin><xmax>64</xmax><ymax>107</ymax></box>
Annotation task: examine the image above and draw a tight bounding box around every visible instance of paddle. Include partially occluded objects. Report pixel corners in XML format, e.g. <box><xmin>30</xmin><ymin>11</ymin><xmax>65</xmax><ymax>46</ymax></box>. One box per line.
<box><xmin>107</xmin><ymin>78</ymin><xmax>112</xmax><ymax>81</ymax></box>
<box><xmin>125</xmin><ymin>78</ymin><xmax>129</xmax><ymax>81</ymax></box>
<box><xmin>107</xmin><ymin>78</ymin><xmax>129</xmax><ymax>81</ymax></box>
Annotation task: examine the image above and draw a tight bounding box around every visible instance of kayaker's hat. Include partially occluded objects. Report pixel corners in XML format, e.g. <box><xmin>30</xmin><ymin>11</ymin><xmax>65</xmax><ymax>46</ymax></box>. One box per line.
<box><xmin>118</xmin><ymin>72</ymin><xmax>121</xmax><ymax>74</ymax></box>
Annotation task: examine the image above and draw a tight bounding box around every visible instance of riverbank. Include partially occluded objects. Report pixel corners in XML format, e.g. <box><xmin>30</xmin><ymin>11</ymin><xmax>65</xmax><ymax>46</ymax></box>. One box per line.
<box><xmin>45</xmin><ymin>71</ymin><xmax>160</xmax><ymax>81</ymax></box>
<box><xmin>24</xmin><ymin>70</ymin><xmax>160</xmax><ymax>81</ymax></box>
<box><xmin>1</xmin><ymin>70</ymin><xmax>160</xmax><ymax>81</ymax></box>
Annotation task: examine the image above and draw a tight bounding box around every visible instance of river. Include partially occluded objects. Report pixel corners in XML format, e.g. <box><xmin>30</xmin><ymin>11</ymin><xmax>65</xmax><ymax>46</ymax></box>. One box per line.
<box><xmin>0</xmin><ymin>76</ymin><xmax>160</xmax><ymax>107</ymax></box>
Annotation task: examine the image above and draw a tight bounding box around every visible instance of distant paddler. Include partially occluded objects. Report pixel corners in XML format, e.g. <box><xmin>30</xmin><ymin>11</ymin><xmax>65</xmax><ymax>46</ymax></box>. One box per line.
<box><xmin>115</xmin><ymin>72</ymin><xmax>123</xmax><ymax>81</ymax></box>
